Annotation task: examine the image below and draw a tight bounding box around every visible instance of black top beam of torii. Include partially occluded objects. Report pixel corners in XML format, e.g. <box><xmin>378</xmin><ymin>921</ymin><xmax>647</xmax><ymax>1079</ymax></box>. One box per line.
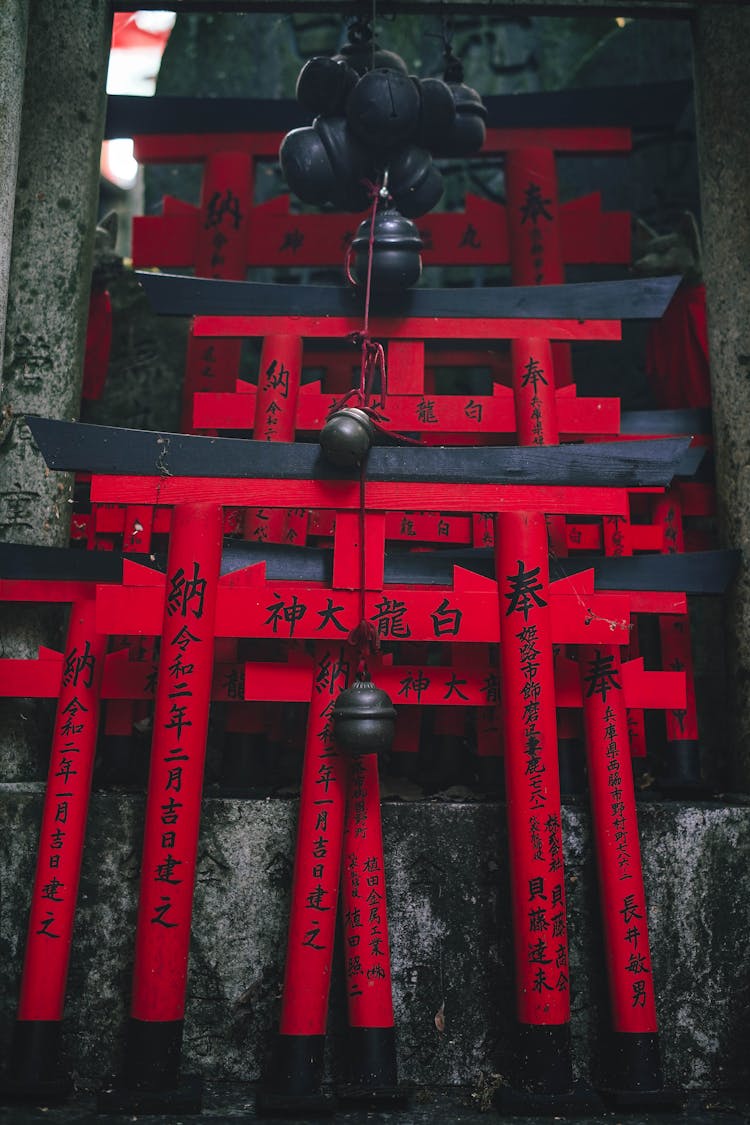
<box><xmin>25</xmin><ymin>417</ymin><xmax>702</xmax><ymax>485</ymax></box>
<box><xmin>0</xmin><ymin>541</ymin><xmax>739</xmax><ymax>598</ymax></box>
<box><xmin>136</xmin><ymin>271</ymin><xmax>681</xmax><ymax>323</ymax></box>
<box><xmin>104</xmin><ymin>81</ymin><xmax>693</xmax><ymax>140</ymax></box>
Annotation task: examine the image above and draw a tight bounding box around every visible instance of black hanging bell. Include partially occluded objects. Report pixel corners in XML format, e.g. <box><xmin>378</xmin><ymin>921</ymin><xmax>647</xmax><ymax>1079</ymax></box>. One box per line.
<box><xmin>412</xmin><ymin>76</ymin><xmax>457</xmax><ymax>151</ymax></box>
<box><xmin>336</xmin><ymin>22</ymin><xmax>408</xmax><ymax>76</ymax></box>
<box><xmin>350</xmin><ymin>207</ymin><xmax>423</xmax><ymax>293</ymax></box>
<box><xmin>432</xmin><ymin>53</ymin><xmax>487</xmax><ymax>157</ymax></box>
<box><xmin>333</xmin><ymin>679</ymin><xmax>397</xmax><ymax>757</ymax></box>
<box><xmin>279</xmin><ymin>116</ymin><xmax>373</xmax><ymax>212</ymax></box>
<box><xmin>296</xmin><ymin>55</ymin><xmax>358</xmax><ymax>116</ymax></box>
<box><xmin>387</xmin><ymin>145</ymin><xmax>444</xmax><ymax>219</ymax></box>
<box><xmin>346</xmin><ymin>68</ymin><xmax>421</xmax><ymax>151</ymax></box>
<box><xmin>319</xmin><ymin>406</ymin><xmax>375</xmax><ymax>468</ymax></box>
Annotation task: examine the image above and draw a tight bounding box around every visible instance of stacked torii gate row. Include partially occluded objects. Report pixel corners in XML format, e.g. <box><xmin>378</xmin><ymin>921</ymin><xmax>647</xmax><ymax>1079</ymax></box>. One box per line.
<box><xmin>106</xmin><ymin>82</ymin><xmax>687</xmax><ymax>420</ymax></box>
<box><xmin>4</xmin><ymin>413</ymin><xmax>711</xmax><ymax>1111</ymax></box>
<box><xmin>134</xmin><ymin>269</ymin><xmax>712</xmax><ymax>785</ymax></box>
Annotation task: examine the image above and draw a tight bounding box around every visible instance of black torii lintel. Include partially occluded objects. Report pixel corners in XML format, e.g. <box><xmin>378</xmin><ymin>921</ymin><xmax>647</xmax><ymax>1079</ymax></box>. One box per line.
<box><xmin>135</xmin><ymin>271</ymin><xmax>682</xmax><ymax>322</ymax></box>
<box><xmin>0</xmin><ymin>541</ymin><xmax>739</xmax><ymax>597</ymax></box>
<box><xmin>24</xmin><ymin>417</ymin><xmax>701</xmax><ymax>487</ymax></box>
<box><xmin>103</xmin><ymin>81</ymin><xmax>692</xmax><ymax>140</ymax></box>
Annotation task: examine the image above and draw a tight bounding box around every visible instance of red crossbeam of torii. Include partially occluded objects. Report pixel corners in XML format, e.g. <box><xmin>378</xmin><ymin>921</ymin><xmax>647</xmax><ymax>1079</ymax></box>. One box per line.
<box><xmin>131</xmin><ymin>126</ymin><xmax>631</xmax><ymax>274</ymax></box>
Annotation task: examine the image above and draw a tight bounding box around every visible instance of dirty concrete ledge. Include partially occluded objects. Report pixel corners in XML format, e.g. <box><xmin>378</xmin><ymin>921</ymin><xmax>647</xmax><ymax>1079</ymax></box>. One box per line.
<box><xmin>1</xmin><ymin>790</ymin><xmax>749</xmax><ymax>1098</ymax></box>
<box><xmin>1</xmin><ymin>1083</ymin><xmax>749</xmax><ymax>1125</ymax></box>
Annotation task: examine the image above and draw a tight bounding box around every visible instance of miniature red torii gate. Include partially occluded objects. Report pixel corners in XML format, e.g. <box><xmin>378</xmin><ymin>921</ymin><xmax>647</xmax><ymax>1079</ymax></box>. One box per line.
<box><xmin>6</xmin><ymin>401</ymin><xmax>692</xmax><ymax>1111</ymax></box>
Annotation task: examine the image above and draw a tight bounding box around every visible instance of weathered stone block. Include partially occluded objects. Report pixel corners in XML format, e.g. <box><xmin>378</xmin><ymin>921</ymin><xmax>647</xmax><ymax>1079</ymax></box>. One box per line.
<box><xmin>1</xmin><ymin>788</ymin><xmax>748</xmax><ymax>1094</ymax></box>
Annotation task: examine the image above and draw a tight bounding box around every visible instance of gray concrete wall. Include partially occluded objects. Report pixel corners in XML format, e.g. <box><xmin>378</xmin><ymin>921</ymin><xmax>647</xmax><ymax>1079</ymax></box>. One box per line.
<box><xmin>1</xmin><ymin>791</ymin><xmax>748</xmax><ymax>1094</ymax></box>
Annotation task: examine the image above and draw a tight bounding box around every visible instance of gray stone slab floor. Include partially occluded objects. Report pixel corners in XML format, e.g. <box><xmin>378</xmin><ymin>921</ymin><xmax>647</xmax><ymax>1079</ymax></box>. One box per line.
<box><xmin>0</xmin><ymin>1083</ymin><xmax>749</xmax><ymax>1124</ymax></box>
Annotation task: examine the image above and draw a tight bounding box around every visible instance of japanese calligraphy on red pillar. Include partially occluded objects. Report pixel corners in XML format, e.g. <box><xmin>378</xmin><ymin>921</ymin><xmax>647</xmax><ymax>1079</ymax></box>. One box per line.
<box><xmin>496</xmin><ymin>512</ymin><xmax>570</xmax><ymax>1024</ymax></box>
<box><xmin>580</xmin><ymin>646</ymin><xmax>658</xmax><ymax>1032</ymax></box>
<box><xmin>279</xmin><ymin>645</ymin><xmax>351</xmax><ymax>1036</ymax></box>
<box><xmin>512</xmin><ymin>339</ymin><xmax>558</xmax><ymax>448</ymax></box>
<box><xmin>131</xmin><ymin>504</ymin><xmax>221</xmax><ymax>1022</ymax></box>
<box><xmin>341</xmin><ymin>755</ymin><xmax>394</xmax><ymax>1027</ymax></box>
<box><xmin>19</xmin><ymin>598</ymin><xmax>106</xmax><ymax>1020</ymax></box>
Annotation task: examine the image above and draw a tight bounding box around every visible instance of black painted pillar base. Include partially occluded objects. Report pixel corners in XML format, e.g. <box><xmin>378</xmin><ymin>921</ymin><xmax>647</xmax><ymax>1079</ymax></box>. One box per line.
<box><xmin>337</xmin><ymin>1027</ymin><xmax>408</xmax><ymax>1107</ymax></box>
<box><xmin>494</xmin><ymin>1022</ymin><xmax>603</xmax><ymax>1117</ymax></box>
<box><xmin>600</xmin><ymin>1031</ymin><xmax>683</xmax><ymax>1110</ymax></box>
<box><xmin>658</xmin><ymin>739</ymin><xmax>706</xmax><ymax>796</ymax></box>
<box><xmin>96</xmin><ymin>1018</ymin><xmax>202</xmax><ymax>1115</ymax></box>
<box><xmin>256</xmin><ymin>1032</ymin><xmax>335</xmax><ymax>1117</ymax></box>
<box><xmin>0</xmin><ymin>1020</ymin><xmax>72</xmax><ymax>1104</ymax></box>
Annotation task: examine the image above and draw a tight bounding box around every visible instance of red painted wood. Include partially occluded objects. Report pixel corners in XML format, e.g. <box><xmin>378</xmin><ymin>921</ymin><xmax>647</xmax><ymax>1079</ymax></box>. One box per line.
<box><xmin>564</xmin><ymin>523</ymin><xmax>601</xmax><ymax>552</ymax></box>
<box><xmin>193</xmin><ymin>315</ymin><xmax>622</xmax><ymax>343</ymax></box>
<box><xmin>341</xmin><ymin>752</ymin><xmax>395</xmax><ymax>1029</ymax></box>
<box><xmin>193</xmin><ymin>385</ymin><xmax>620</xmax><ymax>439</ymax></box>
<box><xmin>131</xmin><ymin>502</ymin><xmax>223</xmax><ymax>1022</ymax></box>
<box><xmin>652</xmin><ymin>494</ymin><xmax>699</xmax><ymax>742</ymax></box>
<box><xmin>254</xmin><ymin>335</ymin><xmax>302</xmax><ymax>443</ymax></box>
<box><xmin>17</xmin><ymin>597</ymin><xmax>107</xmax><ymax>1020</ymax></box>
<box><xmin>558</xmin><ymin>192</ymin><xmax>630</xmax><ymax>264</ymax></box>
<box><xmin>180</xmin><ymin>151</ymin><xmax>251</xmax><ymax>433</ymax></box>
<box><xmin>495</xmin><ymin>511</ymin><xmax>570</xmax><ymax>1025</ymax></box>
<box><xmin>0</xmin><ymin>579</ymin><xmax>104</xmax><ymax>603</ymax></box>
<box><xmin>279</xmin><ymin>643</ymin><xmax>350</xmax><ymax>1036</ymax></box>
<box><xmin>512</xmin><ymin>338</ymin><xmax>559</xmax><ymax>447</ymax></box>
<box><xmin>659</xmin><ymin>615</ymin><xmax>698</xmax><ymax>741</ymax></box>
<box><xmin>132</xmin><ymin>212</ymin><xmax>198</xmax><ymax>268</ymax></box>
<box><xmin>244</xmin><ymin>334</ymin><xmax>303</xmax><ymax>544</ymax></box>
<box><xmin>484</xmin><ymin>127</ymin><xmax>631</xmax><ymax>154</ymax></box>
<box><xmin>0</xmin><ymin>654</ymin><xmax>64</xmax><ymax>697</ymax></box>
<box><xmin>506</xmin><ymin>149</ymin><xmax>564</xmax><ymax>289</ymax></box>
<box><xmin>678</xmin><ymin>482</ymin><xmax>715</xmax><ymax>518</ymax></box>
<box><xmin>135</xmin><ymin>188</ymin><xmax>630</xmax><ymax>271</ymax></box>
<box><xmin>132</xmin><ymin>127</ymin><xmax>629</xmax><ymax>168</ymax></box>
<box><xmin>95</xmin><ymin>568</ymin><xmax>635</xmax><ymax>646</ymax></box>
<box><xmin>89</xmin><ymin>474</ymin><xmax>634</xmax><ymax>516</ymax></box>
<box><xmin>505</xmin><ymin>147</ymin><xmax>575</xmax><ymax>388</ymax></box>
<box><xmin>579</xmin><ymin>645</ymin><xmax>658</xmax><ymax>1033</ymax></box>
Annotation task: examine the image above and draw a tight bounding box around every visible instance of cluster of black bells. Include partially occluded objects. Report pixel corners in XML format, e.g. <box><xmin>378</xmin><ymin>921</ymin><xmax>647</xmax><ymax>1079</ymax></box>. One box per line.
<box><xmin>279</xmin><ymin>30</ymin><xmax>487</xmax><ymax>295</ymax></box>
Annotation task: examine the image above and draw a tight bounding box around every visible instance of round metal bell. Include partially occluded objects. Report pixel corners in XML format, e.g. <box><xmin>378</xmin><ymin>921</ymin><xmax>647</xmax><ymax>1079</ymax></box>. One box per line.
<box><xmin>337</xmin><ymin>39</ymin><xmax>408</xmax><ymax>76</ymax></box>
<box><xmin>314</xmin><ymin>116</ymin><xmax>375</xmax><ymax>211</ymax></box>
<box><xmin>319</xmin><ymin>406</ymin><xmax>375</xmax><ymax>468</ymax></box>
<box><xmin>346</xmin><ymin>68</ymin><xmax>421</xmax><ymax>151</ymax></box>
<box><xmin>413</xmin><ymin>76</ymin><xmax>457</xmax><ymax>151</ymax></box>
<box><xmin>333</xmin><ymin>680</ymin><xmax>397</xmax><ymax>757</ymax></box>
<box><xmin>350</xmin><ymin>207</ymin><xmax>423</xmax><ymax>293</ymax></box>
<box><xmin>432</xmin><ymin>81</ymin><xmax>487</xmax><ymax>157</ymax></box>
<box><xmin>279</xmin><ymin>125</ymin><xmax>336</xmax><ymax>206</ymax></box>
<box><xmin>279</xmin><ymin>118</ymin><xmax>374</xmax><ymax>212</ymax></box>
<box><xmin>387</xmin><ymin>145</ymin><xmax>444</xmax><ymax>219</ymax></box>
<box><xmin>296</xmin><ymin>56</ymin><xmax>358</xmax><ymax>116</ymax></box>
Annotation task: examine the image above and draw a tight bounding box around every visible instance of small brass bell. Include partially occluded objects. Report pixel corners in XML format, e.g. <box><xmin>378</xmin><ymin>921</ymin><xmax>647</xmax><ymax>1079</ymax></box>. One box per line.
<box><xmin>333</xmin><ymin>680</ymin><xmax>397</xmax><ymax>757</ymax></box>
<box><xmin>319</xmin><ymin>406</ymin><xmax>375</xmax><ymax>468</ymax></box>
